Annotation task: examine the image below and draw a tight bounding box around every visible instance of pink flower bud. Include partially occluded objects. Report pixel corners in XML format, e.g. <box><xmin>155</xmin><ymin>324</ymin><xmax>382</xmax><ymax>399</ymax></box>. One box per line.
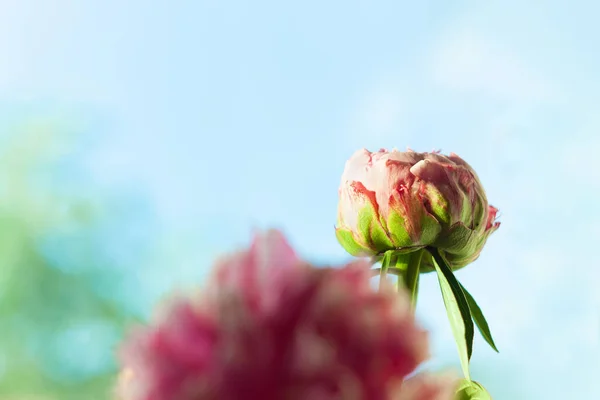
<box><xmin>336</xmin><ymin>148</ymin><xmax>500</xmax><ymax>270</ymax></box>
<box><xmin>117</xmin><ymin>230</ymin><xmax>455</xmax><ymax>400</ymax></box>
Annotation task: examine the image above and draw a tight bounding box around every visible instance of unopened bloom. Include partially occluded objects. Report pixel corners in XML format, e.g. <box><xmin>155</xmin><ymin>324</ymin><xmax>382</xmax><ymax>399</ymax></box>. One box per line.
<box><xmin>336</xmin><ymin>148</ymin><xmax>500</xmax><ymax>270</ymax></box>
<box><xmin>117</xmin><ymin>230</ymin><xmax>456</xmax><ymax>400</ymax></box>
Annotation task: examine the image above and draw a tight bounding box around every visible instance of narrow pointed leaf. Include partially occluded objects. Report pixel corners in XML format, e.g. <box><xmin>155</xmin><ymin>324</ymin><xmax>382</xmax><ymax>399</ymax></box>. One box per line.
<box><xmin>428</xmin><ymin>247</ymin><xmax>474</xmax><ymax>379</ymax></box>
<box><xmin>460</xmin><ymin>282</ymin><xmax>499</xmax><ymax>353</ymax></box>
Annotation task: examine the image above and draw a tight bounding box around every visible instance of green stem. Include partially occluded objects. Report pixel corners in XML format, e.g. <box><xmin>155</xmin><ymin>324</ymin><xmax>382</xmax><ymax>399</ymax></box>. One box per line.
<box><xmin>370</xmin><ymin>268</ymin><xmax>402</xmax><ymax>277</ymax></box>
<box><xmin>393</xmin><ymin>250</ymin><xmax>423</xmax><ymax>309</ymax></box>
<box><xmin>378</xmin><ymin>251</ymin><xmax>391</xmax><ymax>291</ymax></box>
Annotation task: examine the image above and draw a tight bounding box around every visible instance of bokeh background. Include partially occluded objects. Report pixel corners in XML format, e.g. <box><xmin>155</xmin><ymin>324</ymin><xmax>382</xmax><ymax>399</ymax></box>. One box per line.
<box><xmin>1</xmin><ymin>1</ymin><xmax>598</xmax><ymax>399</ymax></box>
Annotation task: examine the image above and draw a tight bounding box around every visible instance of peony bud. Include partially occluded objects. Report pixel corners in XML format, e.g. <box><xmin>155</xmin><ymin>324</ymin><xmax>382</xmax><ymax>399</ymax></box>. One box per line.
<box><xmin>336</xmin><ymin>148</ymin><xmax>499</xmax><ymax>270</ymax></box>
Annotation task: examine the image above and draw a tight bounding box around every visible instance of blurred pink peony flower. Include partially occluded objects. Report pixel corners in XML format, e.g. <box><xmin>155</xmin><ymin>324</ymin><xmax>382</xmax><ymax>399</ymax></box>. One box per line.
<box><xmin>117</xmin><ymin>230</ymin><xmax>456</xmax><ymax>400</ymax></box>
<box><xmin>336</xmin><ymin>148</ymin><xmax>500</xmax><ymax>270</ymax></box>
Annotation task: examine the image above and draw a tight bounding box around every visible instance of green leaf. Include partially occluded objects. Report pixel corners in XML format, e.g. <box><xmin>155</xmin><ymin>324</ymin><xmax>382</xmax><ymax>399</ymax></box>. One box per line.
<box><xmin>455</xmin><ymin>379</ymin><xmax>493</xmax><ymax>400</ymax></box>
<box><xmin>428</xmin><ymin>247</ymin><xmax>474</xmax><ymax>379</ymax></box>
<box><xmin>459</xmin><ymin>282</ymin><xmax>499</xmax><ymax>353</ymax></box>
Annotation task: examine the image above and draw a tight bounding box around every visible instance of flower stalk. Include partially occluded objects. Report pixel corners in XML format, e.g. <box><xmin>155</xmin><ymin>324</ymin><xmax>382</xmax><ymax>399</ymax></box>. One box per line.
<box><xmin>394</xmin><ymin>250</ymin><xmax>423</xmax><ymax>308</ymax></box>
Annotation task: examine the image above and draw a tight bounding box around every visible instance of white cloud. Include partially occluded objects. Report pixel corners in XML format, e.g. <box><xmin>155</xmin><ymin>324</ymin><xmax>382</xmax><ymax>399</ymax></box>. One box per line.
<box><xmin>431</xmin><ymin>28</ymin><xmax>556</xmax><ymax>102</ymax></box>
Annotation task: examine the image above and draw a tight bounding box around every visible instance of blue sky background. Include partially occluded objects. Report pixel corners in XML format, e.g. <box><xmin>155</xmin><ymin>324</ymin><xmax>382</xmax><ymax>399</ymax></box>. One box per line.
<box><xmin>1</xmin><ymin>1</ymin><xmax>599</xmax><ymax>398</ymax></box>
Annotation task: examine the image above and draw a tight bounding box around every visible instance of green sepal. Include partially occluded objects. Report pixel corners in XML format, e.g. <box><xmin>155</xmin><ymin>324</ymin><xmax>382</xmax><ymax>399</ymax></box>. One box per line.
<box><xmin>419</xmin><ymin>212</ymin><xmax>442</xmax><ymax>245</ymax></box>
<box><xmin>424</xmin><ymin>185</ymin><xmax>451</xmax><ymax>225</ymax></box>
<box><xmin>457</xmin><ymin>190</ymin><xmax>473</xmax><ymax>225</ymax></box>
<box><xmin>435</xmin><ymin>223</ymin><xmax>474</xmax><ymax>254</ymax></box>
<box><xmin>386</xmin><ymin>211</ymin><xmax>414</xmax><ymax>248</ymax></box>
<box><xmin>357</xmin><ymin>203</ymin><xmax>394</xmax><ymax>252</ymax></box>
<box><xmin>471</xmin><ymin>188</ymin><xmax>487</xmax><ymax>232</ymax></box>
<box><xmin>335</xmin><ymin>228</ymin><xmax>371</xmax><ymax>256</ymax></box>
<box><xmin>429</xmin><ymin>247</ymin><xmax>474</xmax><ymax>380</ymax></box>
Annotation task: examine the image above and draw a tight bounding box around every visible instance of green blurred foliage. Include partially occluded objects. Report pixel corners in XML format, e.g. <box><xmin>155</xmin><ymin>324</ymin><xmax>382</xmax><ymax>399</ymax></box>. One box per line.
<box><xmin>0</xmin><ymin>117</ymin><xmax>143</xmax><ymax>399</ymax></box>
<box><xmin>455</xmin><ymin>379</ymin><xmax>491</xmax><ymax>400</ymax></box>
